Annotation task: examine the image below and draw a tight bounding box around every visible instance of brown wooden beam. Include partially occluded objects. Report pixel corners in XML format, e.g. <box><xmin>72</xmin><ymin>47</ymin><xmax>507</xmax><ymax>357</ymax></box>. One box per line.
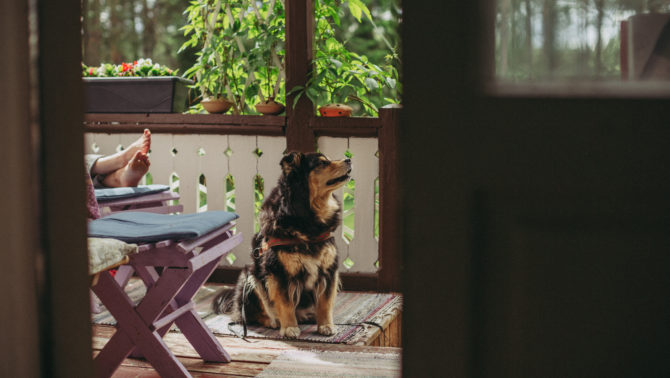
<box><xmin>285</xmin><ymin>0</ymin><xmax>315</xmax><ymax>152</ymax></box>
<box><xmin>84</xmin><ymin>113</ymin><xmax>286</xmax><ymax>126</ymax></box>
<box><xmin>310</xmin><ymin>116</ymin><xmax>383</xmax><ymax>129</ymax></box>
<box><xmin>84</xmin><ymin>123</ymin><xmax>284</xmax><ymax>136</ymax></box>
<box><xmin>310</xmin><ymin>116</ymin><xmax>381</xmax><ymax>138</ymax></box>
<box><xmin>313</xmin><ymin>128</ymin><xmax>379</xmax><ymax>138</ymax></box>
<box><xmin>377</xmin><ymin>106</ymin><xmax>402</xmax><ymax>292</ymax></box>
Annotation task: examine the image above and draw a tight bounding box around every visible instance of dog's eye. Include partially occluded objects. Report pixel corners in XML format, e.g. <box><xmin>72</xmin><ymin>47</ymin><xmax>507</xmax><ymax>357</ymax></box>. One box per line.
<box><xmin>321</xmin><ymin>160</ymin><xmax>330</xmax><ymax>166</ymax></box>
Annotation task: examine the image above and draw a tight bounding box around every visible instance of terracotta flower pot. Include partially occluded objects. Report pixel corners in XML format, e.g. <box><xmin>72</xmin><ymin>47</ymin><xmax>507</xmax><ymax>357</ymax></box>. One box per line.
<box><xmin>255</xmin><ymin>97</ymin><xmax>285</xmax><ymax>115</ymax></box>
<box><xmin>318</xmin><ymin>103</ymin><xmax>352</xmax><ymax>117</ymax></box>
<box><xmin>201</xmin><ymin>97</ymin><xmax>233</xmax><ymax>114</ymax></box>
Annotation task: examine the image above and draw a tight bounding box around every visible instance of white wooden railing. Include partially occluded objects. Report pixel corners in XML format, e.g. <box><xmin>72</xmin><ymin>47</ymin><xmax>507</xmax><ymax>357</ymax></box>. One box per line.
<box><xmin>85</xmin><ymin>133</ymin><xmax>379</xmax><ymax>273</ymax></box>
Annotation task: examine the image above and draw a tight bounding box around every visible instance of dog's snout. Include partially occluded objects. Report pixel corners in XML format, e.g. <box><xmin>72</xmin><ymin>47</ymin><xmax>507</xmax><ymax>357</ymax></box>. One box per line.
<box><xmin>344</xmin><ymin>158</ymin><xmax>351</xmax><ymax>165</ymax></box>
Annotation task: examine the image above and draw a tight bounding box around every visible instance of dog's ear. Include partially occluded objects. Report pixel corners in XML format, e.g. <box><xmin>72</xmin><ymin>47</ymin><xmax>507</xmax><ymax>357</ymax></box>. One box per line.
<box><xmin>280</xmin><ymin>151</ymin><xmax>303</xmax><ymax>174</ymax></box>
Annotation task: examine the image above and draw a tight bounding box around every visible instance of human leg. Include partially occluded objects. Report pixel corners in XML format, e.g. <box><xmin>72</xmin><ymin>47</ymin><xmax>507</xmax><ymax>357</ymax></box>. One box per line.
<box><xmin>90</xmin><ymin>129</ymin><xmax>151</xmax><ymax>176</ymax></box>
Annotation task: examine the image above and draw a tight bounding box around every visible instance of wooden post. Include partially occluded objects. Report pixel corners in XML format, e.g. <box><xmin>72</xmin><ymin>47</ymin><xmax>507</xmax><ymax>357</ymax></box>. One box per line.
<box><xmin>378</xmin><ymin>105</ymin><xmax>402</xmax><ymax>292</ymax></box>
<box><xmin>0</xmin><ymin>2</ymin><xmax>41</xmax><ymax>376</ymax></box>
<box><xmin>37</xmin><ymin>0</ymin><xmax>93</xmax><ymax>376</ymax></box>
<box><xmin>285</xmin><ymin>0</ymin><xmax>315</xmax><ymax>152</ymax></box>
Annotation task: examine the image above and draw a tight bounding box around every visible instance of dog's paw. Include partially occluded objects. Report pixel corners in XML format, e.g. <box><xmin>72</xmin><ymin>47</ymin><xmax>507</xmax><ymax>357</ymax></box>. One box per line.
<box><xmin>318</xmin><ymin>324</ymin><xmax>337</xmax><ymax>336</ymax></box>
<box><xmin>261</xmin><ymin>317</ymin><xmax>279</xmax><ymax>329</ymax></box>
<box><xmin>280</xmin><ymin>326</ymin><xmax>301</xmax><ymax>339</ymax></box>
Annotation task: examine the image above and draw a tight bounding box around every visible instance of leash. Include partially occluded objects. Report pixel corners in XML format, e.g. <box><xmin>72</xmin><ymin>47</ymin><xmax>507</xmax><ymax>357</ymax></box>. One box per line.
<box><xmin>230</xmin><ymin>233</ymin><xmax>387</xmax><ymax>342</ymax></box>
<box><xmin>227</xmin><ymin>273</ymin><xmax>255</xmax><ymax>343</ymax></box>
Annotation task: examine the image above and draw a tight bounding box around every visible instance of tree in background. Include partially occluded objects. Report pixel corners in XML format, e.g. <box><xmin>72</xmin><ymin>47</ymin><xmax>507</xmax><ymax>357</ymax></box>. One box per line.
<box><xmin>495</xmin><ymin>0</ymin><xmax>670</xmax><ymax>82</ymax></box>
<box><xmin>81</xmin><ymin>0</ymin><xmax>194</xmax><ymax>71</ymax></box>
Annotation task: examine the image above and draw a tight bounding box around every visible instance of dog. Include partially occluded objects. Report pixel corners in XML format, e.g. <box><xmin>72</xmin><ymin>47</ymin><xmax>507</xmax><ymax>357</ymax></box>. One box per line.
<box><xmin>213</xmin><ymin>151</ymin><xmax>352</xmax><ymax>338</ymax></box>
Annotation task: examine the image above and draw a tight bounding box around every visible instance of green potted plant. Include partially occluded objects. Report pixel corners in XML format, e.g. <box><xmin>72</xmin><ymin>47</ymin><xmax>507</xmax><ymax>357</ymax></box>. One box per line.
<box><xmin>251</xmin><ymin>42</ymin><xmax>285</xmax><ymax>115</ymax></box>
<box><xmin>82</xmin><ymin>59</ymin><xmax>192</xmax><ymax>113</ymax></box>
<box><xmin>244</xmin><ymin>2</ymin><xmax>286</xmax><ymax>116</ymax></box>
<box><xmin>288</xmin><ymin>0</ymin><xmax>400</xmax><ymax>117</ymax></box>
<box><xmin>195</xmin><ymin>45</ymin><xmax>235</xmax><ymax>114</ymax></box>
<box><xmin>180</xmin><ymin>0</ymin><xmax>399</xmax><ymax>116</ymax></box>
<box><xmin>181</xmin><ymin>0</ymin><xmax>243</xmax><ymax>114</ymax></box>
<box><xmin>288</xmin><ymin>48</ymin><xmax>399</xmax><ymax>118</ymax></box>
<box><xmin>182</xmin><ymin>0</ymin><xmax>289</xmax><ymax>115</ymax></box>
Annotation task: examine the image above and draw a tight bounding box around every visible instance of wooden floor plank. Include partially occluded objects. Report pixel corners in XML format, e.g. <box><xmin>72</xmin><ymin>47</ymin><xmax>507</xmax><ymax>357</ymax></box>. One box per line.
<box><xmin>113</xmin><ymin>365</ymin><xmax>254</xmax><ymax>378</ymax></box>
<box><xmin>93</xmin><ymin>352</ymin><xmax>265</xmax><ymax>377</ymax></box>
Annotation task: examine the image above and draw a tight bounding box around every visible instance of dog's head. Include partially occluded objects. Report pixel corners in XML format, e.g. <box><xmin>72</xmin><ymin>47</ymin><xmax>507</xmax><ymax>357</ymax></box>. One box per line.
<box><xmin>264</xmin><ymin>152</ymin><xmax>351</xmax><ymax>233</ymax></box>
<box><xmin>280</xmin><ymin>151</ymin><xmax>352</xmax><ymax>194</ymax></box>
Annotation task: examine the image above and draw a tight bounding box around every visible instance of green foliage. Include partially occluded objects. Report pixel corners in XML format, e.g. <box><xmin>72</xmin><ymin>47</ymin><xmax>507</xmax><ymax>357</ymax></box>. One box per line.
<box><xmin>180</xmin><ymin>0</ymin><xmax>286</xmax><ymax>115</ymax></box>
<box><xmin>181</xmin><ymin>0</ymin><xmax>400</xmax><ymax>116</ymax></box>
<box><xmin>289</xmin><ymin>0</ymin><xmax>401</xmax><ymax>116</ymax></box>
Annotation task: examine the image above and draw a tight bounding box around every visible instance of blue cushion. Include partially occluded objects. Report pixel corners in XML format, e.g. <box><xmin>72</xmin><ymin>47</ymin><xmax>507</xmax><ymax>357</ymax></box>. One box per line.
<box><xmin>88</xmin><ymin>211</ymin><xmax>239</xmax><ymax>243</ymax></box>
<box><xmin>95</xmin><ymin>184</ymin><xmax>170</xmax><ymax>202</ymax></box>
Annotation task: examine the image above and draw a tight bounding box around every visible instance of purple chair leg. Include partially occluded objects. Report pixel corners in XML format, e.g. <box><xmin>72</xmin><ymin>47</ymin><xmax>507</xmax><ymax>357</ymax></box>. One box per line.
<box><xmin>130</xmin><ymin>256</ymin><xmax>231</xmax><ymax>362</ymax></box>
<box><xmin>92</xmin><ymin>267</ymin><xmax>193</xmax><ymax>377</ymax></box>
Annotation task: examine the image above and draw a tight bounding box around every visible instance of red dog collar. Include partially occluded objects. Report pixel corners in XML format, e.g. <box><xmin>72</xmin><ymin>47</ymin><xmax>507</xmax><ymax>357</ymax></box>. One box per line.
<box><xmin>256</xmin><ymin>232</ymin><xmax>332</xmax><ymax>256</ymax></box>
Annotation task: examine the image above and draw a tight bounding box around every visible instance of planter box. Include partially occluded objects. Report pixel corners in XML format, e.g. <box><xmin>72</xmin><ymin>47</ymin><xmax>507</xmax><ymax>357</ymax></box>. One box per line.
<box><xmin>83</xmin><ymin>77</ymin><xmax>192</xmax><ymax>113</ymax></box>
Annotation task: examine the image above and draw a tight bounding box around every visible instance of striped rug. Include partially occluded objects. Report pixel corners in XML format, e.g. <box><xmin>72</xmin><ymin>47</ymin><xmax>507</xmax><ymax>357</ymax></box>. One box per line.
<box><xmin>91</xmin><ymin>278</ymin><xmax>402</xmax><ymax>345</ymax></box>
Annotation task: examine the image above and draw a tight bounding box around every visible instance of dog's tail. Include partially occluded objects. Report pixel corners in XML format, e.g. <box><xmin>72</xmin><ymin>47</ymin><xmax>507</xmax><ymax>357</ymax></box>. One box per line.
<box><xmin>212</xmin><ymin>286</ymin><xmax>236</xmax><ymax>314</ymax></box>
<box><xmin>212</xmin><ymin>267</ymin><xmax>253</xmax><ymax>315</ymax></box>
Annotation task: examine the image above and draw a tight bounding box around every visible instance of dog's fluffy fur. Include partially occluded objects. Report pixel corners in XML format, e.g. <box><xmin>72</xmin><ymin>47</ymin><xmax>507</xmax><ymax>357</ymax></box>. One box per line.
<box><xmin>213</xmin><ymin>151</ymin><xmax>351</xmax><ymax>338</ymax></box>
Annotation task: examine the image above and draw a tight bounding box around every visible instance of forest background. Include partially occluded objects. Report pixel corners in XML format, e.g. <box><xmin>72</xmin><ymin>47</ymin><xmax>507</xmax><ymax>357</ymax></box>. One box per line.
<box><xmin>81</xmin><ymin>0</ymin><xmax>401</xmax><ymax>78</ymax></box>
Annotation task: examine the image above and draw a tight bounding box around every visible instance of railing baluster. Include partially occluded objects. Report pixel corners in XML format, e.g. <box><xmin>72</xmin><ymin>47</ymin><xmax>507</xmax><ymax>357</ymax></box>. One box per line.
<box><xmin>172</xmin><ymin>135</ymin><xmax>200</xmax><ymax>214</ymax></box>
<box><xmin>318</xmin><ymin>137</ymin><xmax>352</xmax><ymax>271</ymax></box>
<box><xmin>348</xmin><ymin>137</ymin><xmax>379</xmax><ymax>272</ymax></box>
<box><xmin>227</xmin><ymin>135</ymin><xmax>257</xmax><ymax>266</ymax></box>
<box><xmin>257</xmin><ymin>136</ymin><xmax>286</xmax><ymax>200</ymax></box>
<box><xmin>149</xmin><ymin>134</ymin><xmax>177</xmax><ymax>193</ymax></box>
<box><xmin>199</xmin><ymin>136</ymin><xmax>228</xmax><ymax>213</ymax></box>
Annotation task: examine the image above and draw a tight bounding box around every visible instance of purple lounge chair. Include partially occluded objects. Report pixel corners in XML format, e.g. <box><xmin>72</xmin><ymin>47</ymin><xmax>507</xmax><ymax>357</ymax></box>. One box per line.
<box><xmin>88</xmin><ymin>211</ymin><xmax>242</xmax><ymax>377</ymax></box>
<box><xmin>95</xmin><ymin>184</ymin><xmax>183</xmax><ymax>216</ymax></box>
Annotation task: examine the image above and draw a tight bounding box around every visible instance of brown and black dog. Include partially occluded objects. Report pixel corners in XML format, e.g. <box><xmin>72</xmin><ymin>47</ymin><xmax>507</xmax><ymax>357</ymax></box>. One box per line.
<box><xmin>213</xmin><ymin>151</ymin><xmax>352</xmax><ymax>338</ymax></box>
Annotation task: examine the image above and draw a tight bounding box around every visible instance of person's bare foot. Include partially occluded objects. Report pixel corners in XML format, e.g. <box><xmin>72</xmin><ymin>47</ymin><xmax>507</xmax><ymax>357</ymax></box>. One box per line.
<box><xmin>119</xmin><ymin>151</ymin><xmax>150</xmax><ymax>187</ymax></box>
<box><xmin>102</xmin><ymin>150</ymin><xmax>150</xmax><ymax>187</ymax></box>
<box><xmin>122</xmin><ymin>129</ymin><xmax>151</xmax><ymax>164</ymax></box>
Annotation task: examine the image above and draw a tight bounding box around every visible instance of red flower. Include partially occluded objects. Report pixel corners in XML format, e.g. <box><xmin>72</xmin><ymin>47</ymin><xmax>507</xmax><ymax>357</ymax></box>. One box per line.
<box><xmin>89</xmin><ymin>68</ymin><xmax>94</xmax><ymax>75</ymax></box>
<box><xmin>134</xmin><ymin>60</ymin><xmax>138</xmax><ymax>66</ymax></box>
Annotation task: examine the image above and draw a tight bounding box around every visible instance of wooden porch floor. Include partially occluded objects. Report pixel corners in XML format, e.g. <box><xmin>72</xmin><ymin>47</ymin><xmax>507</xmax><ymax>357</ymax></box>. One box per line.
<box><xmin>91</xmin><ymin>283</ymin><xmax>402</xmax><ymax>376</ymax></box>
<box><xmin>93</xmin><ymin>324</ymin><xmax>401</xmax><ymax>377</ymax></box>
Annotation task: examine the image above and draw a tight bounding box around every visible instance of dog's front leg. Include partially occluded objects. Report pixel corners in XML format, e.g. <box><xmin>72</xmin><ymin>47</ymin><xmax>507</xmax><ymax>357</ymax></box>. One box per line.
<box><xmin>316</xmin><ymin>274</ymin><xmax>338</xmax><ymax>336</ymax></box>
<box><xmin>267</xmin><ymin>277</ymin><xmax>300</xmax><ymax>338</ymax></box>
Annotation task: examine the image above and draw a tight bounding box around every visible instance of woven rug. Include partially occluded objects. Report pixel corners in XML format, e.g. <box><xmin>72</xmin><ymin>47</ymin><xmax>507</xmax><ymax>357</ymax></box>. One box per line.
<box><xmin>257</xmin><ymin>350</ymin><xmax>401</xmax><ymax>377</ymax></box>
<box><xmin>92</xmin><ymin>278</ymin><xmax>402</xmax><ymax>345</ymax></box>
